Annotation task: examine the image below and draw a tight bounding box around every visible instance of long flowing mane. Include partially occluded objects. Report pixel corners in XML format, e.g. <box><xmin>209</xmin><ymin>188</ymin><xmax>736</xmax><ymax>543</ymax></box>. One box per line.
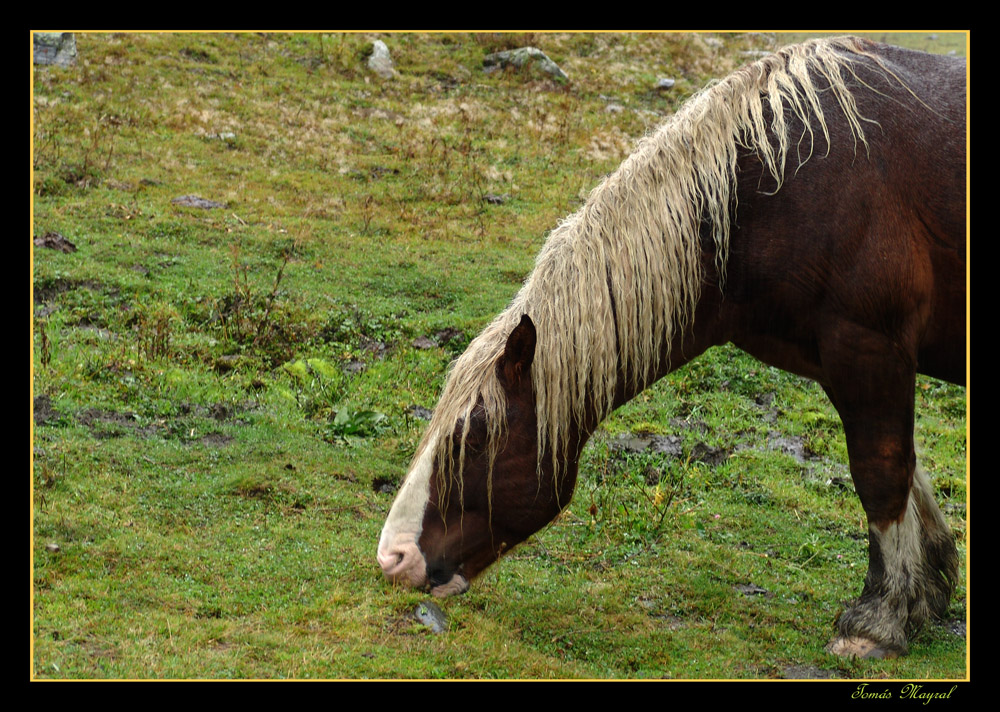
<box><xmin>422</xmin><ymin>36</ymin><xmax>888</xmax><ymax>503</ymax></box>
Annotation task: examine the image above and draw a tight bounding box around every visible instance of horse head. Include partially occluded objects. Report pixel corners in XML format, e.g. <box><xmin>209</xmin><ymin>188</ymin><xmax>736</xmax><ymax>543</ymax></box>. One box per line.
<box><xmin>377</xmin><ymin>315</ymin><xmax>577</xmax><ymax>596</ymax></box>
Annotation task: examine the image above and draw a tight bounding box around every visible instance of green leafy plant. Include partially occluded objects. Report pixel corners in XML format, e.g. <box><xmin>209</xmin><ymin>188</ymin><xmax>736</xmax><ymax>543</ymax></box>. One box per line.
<box><xmin>326</xmin><ymin>407</ymin><xmax>388</xmax><ymax>439</ymax></box>
<box><xmin>281</xmin><ymin>357</ymin><xmax>347</xmax><ymax>419</ymax></box>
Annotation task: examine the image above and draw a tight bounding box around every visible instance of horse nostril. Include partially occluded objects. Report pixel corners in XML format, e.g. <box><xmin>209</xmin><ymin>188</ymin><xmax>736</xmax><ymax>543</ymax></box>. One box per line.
<box><xmin>377</xmin><ymin>538</ymin><xmax>428</xmax><ymax>588</ymax></box>
<box><xmin>377</xmin><ymin>548</ymin><xmax>408</xmax><ymax>576</ymax></box>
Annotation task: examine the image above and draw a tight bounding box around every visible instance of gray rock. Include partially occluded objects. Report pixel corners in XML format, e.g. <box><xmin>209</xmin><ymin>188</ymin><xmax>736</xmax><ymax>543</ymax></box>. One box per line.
<box><xmin>483</xmin><ymin>47</ymin><xmax>568</xmax><ymax>81</ymax></box>
<box><xmin>34</xmin><ymin>232</ymin><xmax>77</xmax><ymax>253</ymax></box>
<box><xmin>655</xmin><ymin>78</ymin><xmax>676</xmax><ymax>90</ymax></box>
<box><xmin>367</xmin><ymin>40</ymin><xmax>395</xmax><ymax>79</ymax></box>
<box><xmin>406</xmin><ymin>404</ymin><xmax>433</xmax><ymax>421</ymax></box>
<box><xmin>734</xmin><ymin>583</ymin><xmax>770</xmax><ymax>597</ymax></box>
<box><xmin>34</xmin><ymin>33</ymin><xmax>77</xmax><ymax>67</ymax></box>
<box><xmin>413</xmin><ymin>600</ymin><xmax>448</xmax><ymax>633</ymax></box>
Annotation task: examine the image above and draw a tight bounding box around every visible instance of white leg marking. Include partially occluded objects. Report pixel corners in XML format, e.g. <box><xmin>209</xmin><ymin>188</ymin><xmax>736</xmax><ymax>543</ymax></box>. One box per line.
<box><xmin>829</xmin><ymin>462</ymin><xmax>956</xmax><ymax>656</ymax></box>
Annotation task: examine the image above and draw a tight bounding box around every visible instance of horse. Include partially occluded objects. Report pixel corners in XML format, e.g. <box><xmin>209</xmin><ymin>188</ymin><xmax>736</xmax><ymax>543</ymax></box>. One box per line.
<box><xmin>377</xmin><ymin>36</ymin><xmax>967</xmax><ymax>660</ymax></box>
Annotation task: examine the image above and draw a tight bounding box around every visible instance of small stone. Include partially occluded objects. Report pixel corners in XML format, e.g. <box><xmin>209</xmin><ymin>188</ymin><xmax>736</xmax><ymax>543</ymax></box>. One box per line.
<box><xmin>655</xmin><ymin>78</ymin><xmax>676</xmax><ymax>90</ymax></box>
<box><xmin>483</xmin><ymin>47</ymin><xmax>568</xmax><ymax>81</ymax></box>
<box><xmin>406</xmin><ymin>405</ymin><xmax>433</xmax><ymax>421</ymax></box>
<box><xmin>367</xmin><ymin>40</ymin><xmax>395</xmax><ymax>79</ymax></box>
<box><xmin>413</xmin><ymin>600</ymin><xmax>448</xmax><ymax>633</ymax></box>
<box><xmin>33</xmin><ymin>232</ymin><xmax>77</xmax><ymax>253</ymax></box>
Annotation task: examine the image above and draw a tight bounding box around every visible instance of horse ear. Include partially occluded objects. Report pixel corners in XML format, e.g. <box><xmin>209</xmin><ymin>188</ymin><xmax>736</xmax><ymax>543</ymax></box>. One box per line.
<box><xmin>498</xmin><ymin>314</ymin><xmax>536</xmax><ymax>389</ymax></box>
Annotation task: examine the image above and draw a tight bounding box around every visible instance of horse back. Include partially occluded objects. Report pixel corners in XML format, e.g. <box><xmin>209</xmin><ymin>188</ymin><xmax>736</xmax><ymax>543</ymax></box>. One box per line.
<box><xmin>722</xmin><ymin>42</ymin><xmax>967</xmax><ymax>386</ymax></box>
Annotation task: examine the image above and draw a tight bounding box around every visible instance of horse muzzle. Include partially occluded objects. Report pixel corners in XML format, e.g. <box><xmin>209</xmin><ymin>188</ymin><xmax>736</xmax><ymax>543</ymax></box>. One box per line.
<box><xmin>377</xmin><ymin>535</ymin><xmax>429</xmax><ymax>589</ymax></box>
<box><xmin>377</xmin><ymin>535</ymin><xmax>470</xmax><ymax>598</ymax></box>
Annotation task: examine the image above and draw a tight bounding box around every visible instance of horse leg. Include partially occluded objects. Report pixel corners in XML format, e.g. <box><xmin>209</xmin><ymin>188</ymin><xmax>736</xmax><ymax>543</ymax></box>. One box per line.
<box><xmin>819</xmin><ymin>328</ymin><xmax>959</xmax><ymax>658</ymax></box>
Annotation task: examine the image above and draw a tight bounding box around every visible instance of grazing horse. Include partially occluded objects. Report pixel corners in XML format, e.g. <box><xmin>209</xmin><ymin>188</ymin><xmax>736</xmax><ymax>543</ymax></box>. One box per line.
<box><xmin>377</xmin><ymin>37</ymin><xmax>967</xmax><ymax>659</ymax></box>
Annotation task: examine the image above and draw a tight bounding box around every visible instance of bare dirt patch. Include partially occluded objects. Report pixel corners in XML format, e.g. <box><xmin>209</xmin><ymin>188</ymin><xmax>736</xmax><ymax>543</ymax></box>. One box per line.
<box><xmin>781</xmin><ymin>664</ymin><xmax>839</xmax><ymax>679</ymax></box>
<box><xmin>33</xmin><ymin>277</ymin><xmax>109</xmax><ymax>303</ymax></box>
<box><xmin>77</xmin><ymin>408</ymin><xmax>166</xmax><ymax>439</ymax></box>
<box><xmin>195</xmin><ymin>432</ymin><xmax>234</xmax><ymax>447</ymax></box>
<box><xmin>34</xmin><ymin>395</ymin><xmax>60</xmax><ymax>425</ymax></box>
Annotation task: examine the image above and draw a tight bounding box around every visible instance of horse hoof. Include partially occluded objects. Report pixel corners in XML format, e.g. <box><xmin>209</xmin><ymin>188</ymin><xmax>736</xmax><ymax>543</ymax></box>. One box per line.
<box><xmin>826</xmin><ymin>636</ymin><xmax>900</xmax><ymax>659</ymax></box>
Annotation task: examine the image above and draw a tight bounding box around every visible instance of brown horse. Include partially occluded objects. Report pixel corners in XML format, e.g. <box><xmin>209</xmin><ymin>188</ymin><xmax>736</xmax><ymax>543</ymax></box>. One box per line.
<box><xmin>377</xmin><ymin>37</ymin><xmax>967</xmax><ymax>659</ymax></box>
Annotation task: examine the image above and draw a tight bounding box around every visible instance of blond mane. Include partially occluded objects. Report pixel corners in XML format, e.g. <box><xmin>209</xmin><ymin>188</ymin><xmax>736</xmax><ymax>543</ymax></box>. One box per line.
<box><xmin>421</xmin><ymin>36</ymin><xmax>885</xmax><ymax>506</ymax></box>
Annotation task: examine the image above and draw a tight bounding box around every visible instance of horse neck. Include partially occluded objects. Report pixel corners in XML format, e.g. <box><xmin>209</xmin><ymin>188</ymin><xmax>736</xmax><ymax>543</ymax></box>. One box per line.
<box><xmin>603</xmin><ymin>272</ymin><xmax>728</xmax><ymax>430</ymax></box>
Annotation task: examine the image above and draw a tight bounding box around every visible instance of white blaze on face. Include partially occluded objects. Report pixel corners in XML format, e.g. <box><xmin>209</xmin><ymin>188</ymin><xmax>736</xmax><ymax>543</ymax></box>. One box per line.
<box><xmin>376</xmin><ymin>433</ymin><xmax>437</xmax><ymax>589</ymax></box>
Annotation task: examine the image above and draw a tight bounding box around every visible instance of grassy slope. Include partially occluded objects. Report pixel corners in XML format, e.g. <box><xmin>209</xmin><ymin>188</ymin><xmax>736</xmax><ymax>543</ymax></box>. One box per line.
<box><xmin>31</xmin><ymin>31</ymin><xmax>968</xmax><ymax>680</ymax></box>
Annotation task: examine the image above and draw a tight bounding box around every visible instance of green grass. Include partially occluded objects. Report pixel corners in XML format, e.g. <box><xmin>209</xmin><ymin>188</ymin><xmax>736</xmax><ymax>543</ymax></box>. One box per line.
<box><xmin>32</xmin><ymin>31</ymin><xmax>968</xmax><ymax>680</ymax></box>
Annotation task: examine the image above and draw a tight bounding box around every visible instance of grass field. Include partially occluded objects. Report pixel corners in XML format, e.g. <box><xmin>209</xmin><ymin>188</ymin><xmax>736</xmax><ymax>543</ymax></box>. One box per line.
<box><xmin>31</xmin><ymin>31</ymin><xmax>968</xmax><ymax>680</ymax></box>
